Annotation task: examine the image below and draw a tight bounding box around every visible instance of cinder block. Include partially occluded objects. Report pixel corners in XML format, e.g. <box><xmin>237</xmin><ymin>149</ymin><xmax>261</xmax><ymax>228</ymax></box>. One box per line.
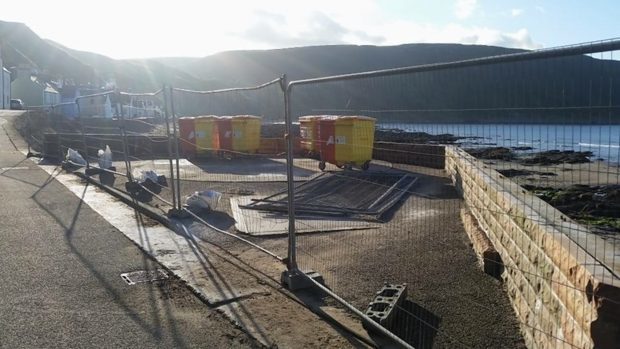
<box><xmin>363</xmin><ymin>283</ymin><xmax>407</xmax><ymax>332</ymax></box>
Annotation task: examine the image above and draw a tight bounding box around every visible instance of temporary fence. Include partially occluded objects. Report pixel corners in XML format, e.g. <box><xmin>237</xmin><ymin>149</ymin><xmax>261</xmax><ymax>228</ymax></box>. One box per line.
<box><xmin>17</xmin><ymin>39</ymin><xmax>620</xmax><ymax>349</ymax></box>
<box><xmin>284</xmin><ymin>40</ymin><xmax>620</xmax><ymax>349</ymax></box>
<box><xmin>169</xmin><ymin>77</ymin><xmax>290</xmax><ymax>261</ymax></box>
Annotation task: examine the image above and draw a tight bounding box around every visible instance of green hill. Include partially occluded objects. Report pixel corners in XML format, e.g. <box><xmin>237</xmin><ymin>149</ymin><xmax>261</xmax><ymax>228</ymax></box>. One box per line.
<box><xmin>170</xmin><ymin>43</ymin><xmax>525</xmax><ymax>85</ymax></box>
<box><xmin>0</xmin><ymin>20</ymin><xmax>222</xmax><ymax>92</ymax></box>
<box><xmin>2</xmin><ymin>20</ymin><xmax>619</xmax><ymax>123</ymax></box>
<box><xmin>155</xmin><ymin>44</ymin><xmax>620</xmax><ymax>123</ymax></box>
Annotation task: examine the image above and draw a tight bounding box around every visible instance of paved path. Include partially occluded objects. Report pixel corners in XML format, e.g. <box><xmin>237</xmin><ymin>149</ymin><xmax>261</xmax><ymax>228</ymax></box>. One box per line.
<box><xmin>0</xmin><ymin>112</ymin><xmax>259</xmax><ymax>349</ymax></box>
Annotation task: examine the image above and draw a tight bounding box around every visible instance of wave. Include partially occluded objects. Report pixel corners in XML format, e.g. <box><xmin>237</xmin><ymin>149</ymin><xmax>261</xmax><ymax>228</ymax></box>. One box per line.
<box><xmin>578</xmin><ymin>143</ymin><xmax>620</xmax><ymax>148</ymax></box>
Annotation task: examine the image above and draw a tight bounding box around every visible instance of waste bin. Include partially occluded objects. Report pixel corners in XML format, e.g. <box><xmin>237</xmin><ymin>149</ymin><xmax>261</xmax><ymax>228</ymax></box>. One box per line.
<box><xmin>299</xmin><ymin>115</ymin><xmax>321</xmax><ymax>154</ymax></box>
<box><xmin>334</xmin><ymin>116</ymin><xmax>375</xmax><ymax>169</ymax></box>
<box><xmin>317</xmin><ymin>115</ymin><xmax>375</xmax><ymax>170</ymax></box>
<box><xmin>194</xmin><ymin>115</ymin><xmax>218</xmax><ymax>156</ymax></box>
<box><xmin>215</xmin><ymin>116</ymin><xmax>233</xmax><ymax>153</ymax></box>
<box><xmin>231</xmin><ymin>115</ymin><xmax>262</xmax><ymax>153</ymax></box>
<box><xmin>317</xmin><ymin>116</ymin><xmax>337</xmax><ymax>170</ymax></box>
<box><xmin>178</xmin><ymin>117</ymin><xmax>196</xmax><ymax>157</ymax></box>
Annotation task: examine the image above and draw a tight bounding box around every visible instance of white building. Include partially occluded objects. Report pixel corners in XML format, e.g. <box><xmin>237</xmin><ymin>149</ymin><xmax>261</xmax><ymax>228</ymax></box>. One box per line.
<box><xmin>0</xmin><ymin>45</ymin><xmax>11</xmax><ymax>109</ymax></box>
<box><xmin>11</xmin><ymin>66</ymin><xmax>60</xmax><ymax>107</ymax></box>
<box><xmin>1</xmin><ymin>67</ymin><xmax>10</xmax><ymax>109</ymax></box>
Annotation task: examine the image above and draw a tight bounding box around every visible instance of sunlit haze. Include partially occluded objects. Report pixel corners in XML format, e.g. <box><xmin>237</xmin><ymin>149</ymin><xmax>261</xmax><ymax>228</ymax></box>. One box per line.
<box><xmin>2</xmin><ymin>0</ymin><xmax>619</xmax><ymax>59</ymax></box>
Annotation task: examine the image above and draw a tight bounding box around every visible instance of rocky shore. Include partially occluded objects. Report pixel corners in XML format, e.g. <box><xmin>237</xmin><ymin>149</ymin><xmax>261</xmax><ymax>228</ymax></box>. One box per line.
<box><xmin>364</xmin><ymin>127</ymin><xmax>618</xmax><ymax>237</ymax></box>
<box><xmin>523</xmin><ymin>184</ymin><xmax>620</xmax><ymax>236</ymax></box>
<box><xmin>464</xmin><ymin>147</ymin><xmax>594</xmax><ymax>165</ymax></box>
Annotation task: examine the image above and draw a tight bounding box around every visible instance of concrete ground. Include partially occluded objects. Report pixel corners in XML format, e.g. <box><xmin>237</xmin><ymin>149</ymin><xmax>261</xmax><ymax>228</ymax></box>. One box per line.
<box><xmin>4</xmin><ymin>111</ymin><xmax>373</xmax><ymax>349</ymax></box>
<box><xmin>113</xmin><ymin>146</ymin><xmax>526</xmax><ymax>348</ymax></box>
<box><xmin>179</xmin><ymin>165</ymin><xmax>527</xmax><ymax>348</ymax></box>
<box><xmin>0</xmin><ymin>111</ymin><xmax>261</xmax><ymax>349</ymax></box>
<box><xmin>7</xmin><ymin>108</ymin><xmax>527</xmax><ymax>348</ymax></box>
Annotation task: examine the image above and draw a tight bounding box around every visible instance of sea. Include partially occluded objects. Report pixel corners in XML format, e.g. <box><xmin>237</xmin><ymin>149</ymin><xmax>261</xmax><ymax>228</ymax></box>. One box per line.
<box><xmin>378</xmin><ymin>123</ymin><xmax>620</xmax><ymax>163</ymax></box>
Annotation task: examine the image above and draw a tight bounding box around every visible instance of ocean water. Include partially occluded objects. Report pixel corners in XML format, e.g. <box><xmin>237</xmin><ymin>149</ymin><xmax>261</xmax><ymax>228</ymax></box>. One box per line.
<box><xmin>378</xmin><ymin>123</ymin><xmax>620</xmax><ymax>162</ymax></box>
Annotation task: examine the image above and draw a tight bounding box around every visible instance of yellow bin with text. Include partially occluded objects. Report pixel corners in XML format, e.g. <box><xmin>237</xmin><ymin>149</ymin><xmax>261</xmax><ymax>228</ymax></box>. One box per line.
<box><xmin>231</xmin><ymin>115</ymin><xmax>262</xmax><ymax>153</ymax></box>
<box><xmin>299</xmin><ymin>115</ymin><xmax>322</xmax><ymax>153</ymax></box>
<box><xmin>333</xmin><ymin>116</ymin><xmax>376</xmax><ymax>169</ymax></box>
<box><xmin>194</xmin><ymin>115</ymin><xmax>218</xmax><ymax>156</ymax></box>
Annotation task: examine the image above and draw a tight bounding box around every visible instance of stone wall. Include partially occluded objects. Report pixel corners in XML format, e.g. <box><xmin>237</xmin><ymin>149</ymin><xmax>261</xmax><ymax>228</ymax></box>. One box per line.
<box><xmin>445</xmin><ymin>146</ymin><xmax>620</xmax><ymax>349</ymax></box>
<box><xmin>373</xmin><ymin>142</ymin><xmax>445</xmax><ymax>169</ymax></box>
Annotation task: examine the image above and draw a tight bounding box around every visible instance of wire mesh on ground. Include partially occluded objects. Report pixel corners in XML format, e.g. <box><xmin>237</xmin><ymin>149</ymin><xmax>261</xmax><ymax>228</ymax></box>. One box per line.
<box><xmin>242</xmin><ymin>171</ymin><xmax>417</xmax><ymax>221</ymax></box>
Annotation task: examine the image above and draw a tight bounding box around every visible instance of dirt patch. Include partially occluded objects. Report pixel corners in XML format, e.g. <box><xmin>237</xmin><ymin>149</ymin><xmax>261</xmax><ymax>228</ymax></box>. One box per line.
<box><xmin>184</xmin><ymin>172</ymin><xmax>525</xmax><ymax>348</ymax></box>
<box><xmin>153</xmin><ymin>274</ymin><xmax>264</xmax><ymax>348</ymax></box>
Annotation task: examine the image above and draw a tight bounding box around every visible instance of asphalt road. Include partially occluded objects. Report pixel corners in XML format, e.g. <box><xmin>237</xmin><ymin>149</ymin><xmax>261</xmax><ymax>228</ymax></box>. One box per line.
<box><xmin>0</xmin><ymin>112</ymin><xmax>260</xmax><ymax>348</ymax></box>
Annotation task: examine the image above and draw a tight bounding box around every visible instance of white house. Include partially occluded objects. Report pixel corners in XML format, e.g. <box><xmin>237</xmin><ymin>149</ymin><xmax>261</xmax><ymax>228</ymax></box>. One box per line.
<box><xmin>11</xmin><ymin>66</ymin><xmax>60</xmax><ymax>107</ymax></box>
<box><xmin>122</xmin><ymin>95</ymin><xmax>162</xmax><ymax>119</ymax></box>
<box><xmin>0</xmin><ymin>45</ymin><xmax>11</xmax><ymax>109</ymax></box>
<box><xmin>76</xmin><ymin>93</ymin><xmax>114</xmax><ymax>118</ymax></box>
<box><xmin>1</xmin><ymin>67</ymin><xmax>9</xmax><ymax>109</ymax></box>
<box><xmin>59</xmin><ymin>85</ymin><xmax>101</xmax><ymax>118</ymax></box>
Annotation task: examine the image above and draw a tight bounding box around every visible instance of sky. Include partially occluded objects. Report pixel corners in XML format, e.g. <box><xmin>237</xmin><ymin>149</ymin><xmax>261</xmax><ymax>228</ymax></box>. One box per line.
<box><xmin>1</xmin><ymin>0</ymin><xmax>618</xmax><ymax>59</ymax></box>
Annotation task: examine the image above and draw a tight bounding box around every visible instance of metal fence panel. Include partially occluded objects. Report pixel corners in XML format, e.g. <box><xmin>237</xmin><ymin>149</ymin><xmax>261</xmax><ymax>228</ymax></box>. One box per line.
<box><xmin>285</xmin><ymin>40</ymin><xmax>620</xmax><ymax>348</ymax></box>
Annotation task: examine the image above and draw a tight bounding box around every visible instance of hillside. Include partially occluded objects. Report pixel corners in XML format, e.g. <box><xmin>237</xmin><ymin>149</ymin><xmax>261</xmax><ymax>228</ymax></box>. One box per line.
<box><xmin>47</xmin><ymin>41</ymin><xmax>224</xmax><ymax>92</ymax></box>
<box><xmin>157</xmin><ymin>44</ymin><xmax>620</xmax><ymax>124</ymax></box>
<box><xmin>170</xmin><ymin>44</ymin><xmax>526</xmax><ymax>85</ymax></box>
<box><xmin>2</xmin><ymin>20</ymin><xmax>619</xmax><ymax>123</ymax></box>
<box><xmin>0</xmin><ymin>21</ymin><xmax>96</xmax><ymax>84</ymax></box>
<box><xmin>0</xmin><ymin>20</ymin><xmax>221</xmax><ymax>92</ymax></box>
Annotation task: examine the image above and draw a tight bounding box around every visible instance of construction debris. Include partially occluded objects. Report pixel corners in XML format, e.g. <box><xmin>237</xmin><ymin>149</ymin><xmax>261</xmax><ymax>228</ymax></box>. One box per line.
<box><xmin>241</xmin><ymin>170</ymin><xmax>417</xmax><ymax>222</ymax></box>
<box><xmin>185</xmin><ymin>190</ymin><xmax>222</xmax><ymax>211</ymax></box>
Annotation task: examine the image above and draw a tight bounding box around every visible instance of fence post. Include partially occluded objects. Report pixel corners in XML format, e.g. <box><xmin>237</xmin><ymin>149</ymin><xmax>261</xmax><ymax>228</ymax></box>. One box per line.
<box><xmin>168</xmin><ymin>85</ymin><xmax>183</xmax><ymax>211</ymax></box>
<box><xmin>75</xmin><ymin>99</ymin><xmax>90</xmax><ymax>168</ymax></box>
<box><xmin>280</xmin><ymin>74</ymin><xmax>317</xmax><ymax>290</ymax></box>
<box><xmin>162</xmin><ymin>84</ymin><xmax>178</xmax><ymax>213</ymax></box>
<box><xmin>283</xmin><ymin>75</ymin><xmax>298</xmax><ymax>271</ymax></box>
<box><xmin>26</xmin><ymin>110</ymin><xmax>33</xmax><ymax>157</ymax></box>
<box><xmin>116</xmin><ymin>91</ymin><xmax>134</xmax><ymax>182</ymax></box>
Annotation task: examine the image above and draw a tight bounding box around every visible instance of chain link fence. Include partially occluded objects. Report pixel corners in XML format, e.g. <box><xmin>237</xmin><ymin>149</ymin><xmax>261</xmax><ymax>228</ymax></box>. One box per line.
<box><xmin>283</xmin><ymin>40</ymin><xmax>620</xmax><ymax>349</ymax></box>
<box><xmin>168</xmin><ymin>78</ymin><xmax>292</xmax><ymax>262</ymax></box>
<box><xmin>14</xmin><ymin>39</ymin><xmax>620</xmax><ymax>349</ymax></box>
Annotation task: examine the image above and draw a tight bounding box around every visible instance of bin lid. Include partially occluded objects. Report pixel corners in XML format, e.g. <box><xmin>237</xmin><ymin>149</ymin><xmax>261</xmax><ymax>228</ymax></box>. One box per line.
<box><xmin>233</xmin><ymin>115</ymin><xmax>262</xmax><ymax>120</ymax></box>
<box><xmin>299</xmin><ymin>115</ymin><xmax>323</xmax><ymax>121</ymax></box>
<box><xmin>338</xmin><ymin>115</ymin><xmax>376</xmax><ymax>121</ymax></box>
<box><xmin>317</xmin><ymin>115</ymin><xmax>340</xmax><ymax>121</ymax></box>
<box><xmin>195</xmin><ymin>115</ymin><xmax>219</xmax><ymax>120</ymax></box>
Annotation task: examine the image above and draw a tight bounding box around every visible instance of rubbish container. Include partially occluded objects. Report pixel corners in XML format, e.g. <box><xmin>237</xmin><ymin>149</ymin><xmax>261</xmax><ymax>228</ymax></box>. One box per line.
<box><xmin>334</xmin><ymin>116</ymin><xmax>375</xmax><ymax>170</ymax></box>
<box><xmin>215</xmin><ymin>116</ymin><xmax>233</xmax><ymax>153</ymax></box>
<box><xmin>317</xmin><ymin>116</ymin><xmax>337</xmax><ymax>170</ymax></box>
<box><xmin>178</xmin><ymin>117</ymin><xmax>196</xmax><ymax>157</ymax></box>
<box><xmin>231</xmin><ymin>115</ymin><xmax>262</xmax><ymax>154</ymax></box>
<box><xmin>194</xmin><ymin>115</ymin><xmax>218</xmax><ymax>156</ymax></box>
<box><xmin>317</xmin><ymin>115</ymin><xmax>375</xmax><ymax>170</ymax></box>
<box><xmin>299</xmin><ymin>115</ymin><xmax>321</xmax><ymax>154</ymax></box>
